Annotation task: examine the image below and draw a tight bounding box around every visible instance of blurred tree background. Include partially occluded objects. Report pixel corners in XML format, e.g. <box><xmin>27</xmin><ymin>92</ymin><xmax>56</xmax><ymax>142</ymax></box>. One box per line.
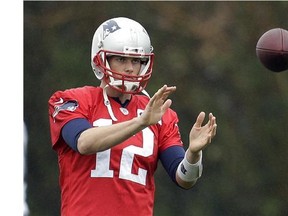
<box><xmin>24</xmin><ymin>1</ymin><xmax>288</xmax><ymax>216</ymax></box>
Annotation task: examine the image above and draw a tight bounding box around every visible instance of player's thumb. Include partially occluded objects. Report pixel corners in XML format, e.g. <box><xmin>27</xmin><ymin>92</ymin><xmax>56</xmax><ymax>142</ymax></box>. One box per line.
<box><xmin>162</xmin><ymin>99</ymin><xmax>172</xmax><ymax>113</ymax></box>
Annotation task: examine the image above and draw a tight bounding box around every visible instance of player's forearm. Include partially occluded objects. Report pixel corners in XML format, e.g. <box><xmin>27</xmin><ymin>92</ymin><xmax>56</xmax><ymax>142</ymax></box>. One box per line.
<box><xmin>77</xmin><ymin>117</ymin><xmax>147</xmax><ymax>154</ymax></box>
<box><xmin>175</xmin><ymin>150</ymin><xmax>202</xmax><ymax>189</ymax></box>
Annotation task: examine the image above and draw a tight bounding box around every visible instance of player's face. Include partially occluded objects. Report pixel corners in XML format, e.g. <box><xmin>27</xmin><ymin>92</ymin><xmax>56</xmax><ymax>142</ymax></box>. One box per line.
<box><xmin>108</xmin><ymin>56</ymin><xmax>142</xmax><ymax>77</ymax></box>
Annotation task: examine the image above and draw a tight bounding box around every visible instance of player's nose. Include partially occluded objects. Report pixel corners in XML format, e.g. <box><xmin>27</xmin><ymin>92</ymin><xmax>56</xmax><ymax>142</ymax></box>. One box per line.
<box><xmin>124</xmin><ymin>60</ymin><xmax>134</xmax><ymax>73</ymax></box>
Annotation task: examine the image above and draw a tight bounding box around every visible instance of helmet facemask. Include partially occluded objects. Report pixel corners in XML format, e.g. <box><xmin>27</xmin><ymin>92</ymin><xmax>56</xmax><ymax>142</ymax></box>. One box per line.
<box><xmin>93</xmin><ymin>49</ymin><xmax>154</xmax><ymax>94</ymax></box>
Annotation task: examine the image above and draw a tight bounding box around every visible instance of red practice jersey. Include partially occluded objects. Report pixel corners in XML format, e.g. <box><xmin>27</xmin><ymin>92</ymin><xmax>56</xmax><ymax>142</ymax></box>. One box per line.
<box><xmin>48</xmin><ymin>86</ymin><xmax>183</xmax><ymax>216</ymax></box>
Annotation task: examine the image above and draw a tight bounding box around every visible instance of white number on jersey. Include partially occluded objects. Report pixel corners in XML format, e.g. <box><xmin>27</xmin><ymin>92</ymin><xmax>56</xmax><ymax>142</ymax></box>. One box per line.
<box><xmin>90</xmin><ymin>113</ymin><xmax>154</xmax><ymax>185</ymax></box>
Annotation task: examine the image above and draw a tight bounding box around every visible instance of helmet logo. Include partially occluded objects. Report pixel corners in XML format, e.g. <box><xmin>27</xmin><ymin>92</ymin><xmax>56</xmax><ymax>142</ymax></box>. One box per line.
<box><xmin>102</xmin><ymin>20</ymin><xmax>120</xmax><ymax>39</ymax></box>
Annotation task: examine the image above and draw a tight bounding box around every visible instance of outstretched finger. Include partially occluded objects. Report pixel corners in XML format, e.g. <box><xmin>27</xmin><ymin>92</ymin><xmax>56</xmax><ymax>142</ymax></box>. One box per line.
<box><xmin>153</xmin><ymin>85</ymin><xmax>168</xmax><ymax>101</ymax></box>
<box><xmin>148</xmin><ymin>85</ymin><xmax>169</xmax><ymax>108</ymax></box>
<box><xmin>208</xmin><ymin>113</ymin><xmax>214</xmax><ymax>126</ymax></box>
<box><xmin>154</xmin><ymin>85</ymin><xmax>176</xmax><ymax>103</ymax></box>
<box><xmin>212</xmin><ymin>124</ymin><xmax>217</xmax><ymax>136</ymax></box>
<box><xmin>194</xmin><ymin>112</ymin><xmax>205</xmax><ymax>128</ymax></box>
<box><xmin>158</xmin><ymin>85</ymin><xmax>168</xmax><ymax>95</ymax></box>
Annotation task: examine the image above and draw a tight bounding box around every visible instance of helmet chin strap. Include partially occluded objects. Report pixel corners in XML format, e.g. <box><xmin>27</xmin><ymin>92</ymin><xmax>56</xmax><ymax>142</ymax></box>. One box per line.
<box><xmin>103</xmin><ymin>85</ymin><xmax>118</xmax><ymax>121</ymax></box>
<box><xmin>141</xmin><ymin>89</ymin><xmax>150</xmax><ymax>98</ymax></box>
<box><xmin>108</xmin><ymin>78</ymin><xmax>139</xmax><ymax>93</ymax></box>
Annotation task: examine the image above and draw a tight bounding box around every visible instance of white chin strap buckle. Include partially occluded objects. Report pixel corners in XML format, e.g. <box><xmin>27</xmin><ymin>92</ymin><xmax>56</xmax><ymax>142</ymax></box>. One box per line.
<box><xmin>110</xmin><ymin>80</ymin><xmax>139</xmax><ymax>93</ymax></box>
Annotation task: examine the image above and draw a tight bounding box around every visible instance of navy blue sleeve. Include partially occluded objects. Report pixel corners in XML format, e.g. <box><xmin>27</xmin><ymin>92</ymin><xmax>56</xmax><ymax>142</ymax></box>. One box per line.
<box><xmin>159</xmin><ymin>145</ymin><xmax>185</xmax><ymax>184</ymax></box>
<box><xmin>61</xmin><ymin>118</ymin><xmax>92</xmax><ymax>152</ymax></box>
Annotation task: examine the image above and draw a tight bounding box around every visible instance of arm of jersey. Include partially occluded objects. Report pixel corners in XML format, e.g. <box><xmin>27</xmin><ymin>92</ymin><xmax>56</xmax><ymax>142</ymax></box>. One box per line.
<box><xmin>159</xmin><ymin>146</ymin><xmax>185</xmax><ymax>186</ymax></box>
<box><xmin>61</xmin><ymin>118</ymin><xmax>92</xmax><ymax>152</ymax></box>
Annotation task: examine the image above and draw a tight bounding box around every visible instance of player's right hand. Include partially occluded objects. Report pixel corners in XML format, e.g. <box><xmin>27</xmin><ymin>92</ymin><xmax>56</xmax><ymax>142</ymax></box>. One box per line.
<box><xmin>139</xmin><ymin>85</ymin><xmax>176</xmax><ymax>126</ymax></box>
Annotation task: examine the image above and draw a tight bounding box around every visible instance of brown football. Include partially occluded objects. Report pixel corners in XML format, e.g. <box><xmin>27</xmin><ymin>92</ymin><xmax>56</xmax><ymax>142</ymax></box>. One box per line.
<box><xmin>256</xmin><ymin>28</ymin><xmax>288</xmax><ymax>72</ymax></box>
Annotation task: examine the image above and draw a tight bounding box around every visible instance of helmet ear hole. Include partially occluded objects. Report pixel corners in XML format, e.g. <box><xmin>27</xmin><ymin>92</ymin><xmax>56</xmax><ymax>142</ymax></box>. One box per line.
<box><xmin>92</xmin><ymin>55</ymin><xmax>105</xmax><ymax>80</ymax></box>
<box><xmin>94</xmin><ymin>68</ymin><xmax>104</xmax><ymax>80</ymax></box>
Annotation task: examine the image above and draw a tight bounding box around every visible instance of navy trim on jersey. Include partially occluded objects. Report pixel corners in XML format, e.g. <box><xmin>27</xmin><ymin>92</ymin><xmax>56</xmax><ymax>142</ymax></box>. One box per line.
<box><xmin>159</xmin><ymin>145</ymin><xmax>185</xmax><ymax>185</ymax></box>
<box><xmin>62</xmin><ymin>118</ymin><xmax>92</xmax><ymax>152</ymax></box>
<box><xmin>62</xmin><ymin>118</ymin><xmax>185</xmax><ymax>185</ymax></box>
<box><xmin>112</xmin><ymin>97</ymin><xmax>130</xmax><ymax>108</ymax></box>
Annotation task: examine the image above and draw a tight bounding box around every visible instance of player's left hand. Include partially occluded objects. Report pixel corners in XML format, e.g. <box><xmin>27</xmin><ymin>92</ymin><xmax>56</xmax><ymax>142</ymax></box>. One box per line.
<box><xmin>188</xmin><ymin>112</ymin><xmax>217</xmax><ymax>153</ymax></box>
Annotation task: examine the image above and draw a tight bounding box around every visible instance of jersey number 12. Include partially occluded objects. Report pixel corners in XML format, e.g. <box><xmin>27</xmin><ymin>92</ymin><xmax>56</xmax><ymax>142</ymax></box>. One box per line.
<box><xmin>90</xmin><ymin>117</ymin><xmax>154</xmax><ymax>185</ymax></box>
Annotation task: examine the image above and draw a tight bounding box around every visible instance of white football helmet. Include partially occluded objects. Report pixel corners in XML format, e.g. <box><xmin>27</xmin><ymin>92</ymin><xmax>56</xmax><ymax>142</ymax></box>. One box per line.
<box><xmin>91</xmin><ymin>17</ymin><xmax>154</xmax><ymax>94</ymax></box>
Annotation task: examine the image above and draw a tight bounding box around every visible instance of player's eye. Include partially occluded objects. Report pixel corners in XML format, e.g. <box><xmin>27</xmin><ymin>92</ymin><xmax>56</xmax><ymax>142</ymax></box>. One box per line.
<box><xmin>132</xmin><ymin>58</ymin><xmax>141</xmax><ymax>64</ymax></box>
<box><xmin>115</xmin><ymin>57</ymin><xmax>125</xmax><ymax>62</ymax></box>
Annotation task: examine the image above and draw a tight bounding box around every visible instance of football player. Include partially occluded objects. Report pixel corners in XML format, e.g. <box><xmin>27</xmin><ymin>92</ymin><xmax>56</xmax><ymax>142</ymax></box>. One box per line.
<box><xmin>48</xmin><ymin>17</ymin><xmax>217</xmax><ymax>216</ymax></box>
